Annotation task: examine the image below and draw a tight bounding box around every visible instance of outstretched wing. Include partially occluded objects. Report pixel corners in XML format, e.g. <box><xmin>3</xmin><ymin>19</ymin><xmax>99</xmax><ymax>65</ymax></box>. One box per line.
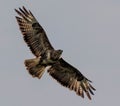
<box><xmin>48</xmin><ymin>58</ymin><xmax>96</xmax><ymax>100</ymax></box>
<box><xmin>15</xmin><ymin>7</ymin><xmax>54</xmax><ymax>57</ymax></box>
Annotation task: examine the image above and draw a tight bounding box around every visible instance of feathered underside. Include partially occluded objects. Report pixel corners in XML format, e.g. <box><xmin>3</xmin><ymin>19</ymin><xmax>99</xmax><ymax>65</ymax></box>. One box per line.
<box><xmin>48</xmin><ymin>58</ymin><xmax>96</xmax><ymax>100</ymax></box>
<box><xmin>15</xmin><ymin>6</ymin><xmax>95</xmax><ymax>100</ymax></box>
<box><xmin>15</xmin><ymin>6</ymin><xmax>54</xmax><ymax>57</ymax></box>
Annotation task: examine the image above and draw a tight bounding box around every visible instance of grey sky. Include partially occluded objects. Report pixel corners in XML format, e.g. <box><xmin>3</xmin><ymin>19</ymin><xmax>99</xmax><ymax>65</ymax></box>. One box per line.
<box><xmin>0</xmin><ymin>0</ymin><xmax>120</xmax><ymax>106</ymax></box>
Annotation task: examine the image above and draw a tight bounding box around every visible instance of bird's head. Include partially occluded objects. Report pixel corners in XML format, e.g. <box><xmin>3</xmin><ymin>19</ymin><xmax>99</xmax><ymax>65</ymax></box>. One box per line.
<box><xmin>51</xmin><ymin>49</ymin><xmax>63</xmax><ymax>60</ymax></box>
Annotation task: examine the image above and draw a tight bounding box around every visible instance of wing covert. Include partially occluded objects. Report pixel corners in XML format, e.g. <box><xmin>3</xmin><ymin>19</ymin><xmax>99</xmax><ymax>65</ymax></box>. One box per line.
<box><xmin>15</xmin><ymin>7</ymin><xmax>54</xmax><ymax>57</ymax></box>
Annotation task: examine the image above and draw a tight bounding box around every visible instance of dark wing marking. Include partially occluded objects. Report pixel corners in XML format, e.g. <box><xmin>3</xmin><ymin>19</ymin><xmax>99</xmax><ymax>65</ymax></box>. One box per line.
<box><xmin>48</xmin><ymin>58</ymin><xmax>96</xmax><ymax>100</ymax></box>
<box><xmin>15</xmin><ymin>6</ymin><xmax>54</xmax><ymax>57</ymax></box>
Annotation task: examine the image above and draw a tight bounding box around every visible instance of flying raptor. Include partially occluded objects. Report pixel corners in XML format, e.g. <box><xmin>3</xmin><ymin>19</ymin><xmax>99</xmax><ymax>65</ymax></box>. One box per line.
<box><xmin>15</xmin><ymin>6</ymin><xmax>95</xmax><ymax>100</ymax></box>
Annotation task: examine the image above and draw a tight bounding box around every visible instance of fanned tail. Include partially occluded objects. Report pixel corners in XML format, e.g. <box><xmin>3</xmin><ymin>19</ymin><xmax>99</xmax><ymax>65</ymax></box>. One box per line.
<box><xmin>24</xmin><ymin>57</ymin><xmax>46</xmax><ymax>79</ymax></box>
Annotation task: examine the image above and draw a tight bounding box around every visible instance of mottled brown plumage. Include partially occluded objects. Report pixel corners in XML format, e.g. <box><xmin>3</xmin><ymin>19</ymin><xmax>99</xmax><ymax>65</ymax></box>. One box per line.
<box><xmin>48</xmin><ymin>58</ymin><xmax>95</xmax><ymax>99</ymax></box>
<box><xmin>15</xmin><ymin>7</ymin><xmax>54</xmax><ymax>57</ymax></box>
<box><xmin>15</xmin><ymin>6</ymin><xmax>95</xmax><ymax>100</ymax></box>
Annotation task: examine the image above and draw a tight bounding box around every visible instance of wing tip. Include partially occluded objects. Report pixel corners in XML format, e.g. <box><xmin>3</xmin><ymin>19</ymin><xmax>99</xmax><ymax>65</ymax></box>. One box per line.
<box><xmin>15</xmin><ymin>6</ymin><xmax>28</xmax><ymax>18</ymax></box>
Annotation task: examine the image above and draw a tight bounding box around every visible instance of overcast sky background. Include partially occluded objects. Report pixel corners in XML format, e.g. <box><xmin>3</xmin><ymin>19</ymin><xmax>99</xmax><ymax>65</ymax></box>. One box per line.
<box><xmin>0</xmin><ymin>0</ymin><xmax>120</xmax><ymax>106</ymax></box>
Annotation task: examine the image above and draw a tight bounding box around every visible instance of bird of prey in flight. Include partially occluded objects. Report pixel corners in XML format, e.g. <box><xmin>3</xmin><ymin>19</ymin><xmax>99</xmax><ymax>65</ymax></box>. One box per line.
<box><xmin>15</xmin><ymin>6</ymin><xmax>95</xmax><ymax>100</ymax></box>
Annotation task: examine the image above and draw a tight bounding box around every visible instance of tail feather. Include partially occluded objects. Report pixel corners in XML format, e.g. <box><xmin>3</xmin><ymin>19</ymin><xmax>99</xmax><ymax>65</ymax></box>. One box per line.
<box><xmin>24</xmin><ymin>58</ymin><xmax>46</xmax><ymax>79</ymax></box>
